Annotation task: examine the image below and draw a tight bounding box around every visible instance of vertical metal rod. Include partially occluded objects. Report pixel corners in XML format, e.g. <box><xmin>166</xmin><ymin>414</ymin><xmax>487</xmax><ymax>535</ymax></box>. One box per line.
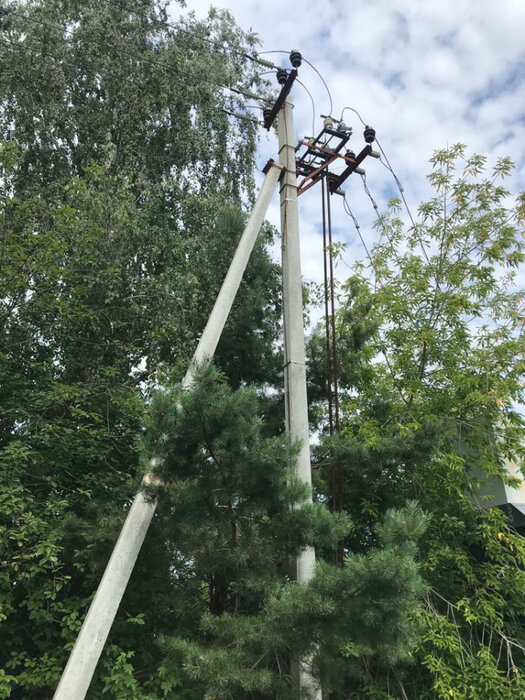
<box><xmin>278</xmin><ymin>100</ymin><xmax>322</xmax><ymax>700</ymax></box>
<box><xmin>322</xmin><ymin>178</ymin><xmax>334</xmax><ymax>437</ymax></box>
<box><xmin>326</xmin><ymin>186</ymin><xmax>340</xmax><ymax>436</ymax></box>
<box><xmin>322</xmin><ymin>178</ymin><xmax>337</xmax><ymax>544</ymax></box>
<box><xmin>325</xmin><ymin>183</ymin><xmax>345</xmax><ymax>564</ymax></box>
<box><xmin>53</xmin><ymin>162</ymin><xmax>283</xmax><ymax>700</ymax></box>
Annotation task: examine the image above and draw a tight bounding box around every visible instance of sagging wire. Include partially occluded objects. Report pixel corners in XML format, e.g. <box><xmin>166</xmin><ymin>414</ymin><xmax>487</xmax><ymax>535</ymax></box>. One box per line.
<box><xmin>340</xmin><ymin>105</ymin><xmax>366</xmax><ymax>127</ymax></box>
<box><xmin>5</xmin><ymin>10</ymin><xmax>224</xmax><ymax>88</ymax></box>
<box><xmin>341</xmin><ymin>105</ymin><xmax>430</xmax><ymax>262</ymax></box>
<box><xmin>5</xmin><ymin>6</ymin><xmax>273</xmax><ymax>100</ymax></box>
<box><xmin>340</xmin><ymin>195</ymin><xmax>373</xmax><ymax>305</ymax></box>
<box><xmin>359</xmin><ymin>165</ymin><xmax>428</xmax><ymax>294</ymax></box>
<box><xmin>296</xmin><ymin>78</ymin><xmax>316</xmax><ymax>139</ymax></box>
<box><xmin>359</xmin><ymin>171</ymin><xmax>391</xmax><ymax>251</ymax></box>
<box><xmin>375</xmin><ymin>139</ymin><xmax>430</xmax><ymax>262</ymax></box>
<box><xmin>221</xmin><ymin>109</ymin><xmax>260</xmax><ymax>125</ymax></box>
<box><xmin>259</xmin><ymin>50</ymin><xmax>334</xmax><ymax>117</ymax></box>
<box><xmin>102</xmin><ymin>0</ymin><xmax>280</xmax><ymax>70</ymax></box>
<box><xmin>357</xmin><ymin>175</ymin><xmax>418</xmax><ymax>323</ymax></box>
<box><xmin>342</xmin><ymin>195</ymin><xmax>372</xmax><ymax>263</ymax></box>
<box><xmin>302</xmin><ymin>56</ymin><xmax>333</xmax><ymax>117</ymax></box>
<box><xmin>1</xmin><ymin>33</ymin><xmax>263</xmax><ymax>136</ymax></box>
<box><xmin>341</xmin><ymin>195</ymin><xmax>381</xmax><ymax>294</ymax></box>
<box><xmin>2</xmin><ymin>13</ymin><xmax>273</xmax><ymax>136</ymax></box>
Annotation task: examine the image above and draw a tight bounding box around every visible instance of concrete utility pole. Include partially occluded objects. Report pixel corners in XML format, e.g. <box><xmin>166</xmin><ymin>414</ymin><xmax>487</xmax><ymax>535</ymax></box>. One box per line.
<box><xmin>278</xmin><ymin>99</ymin><xmax>322</xmax><ymax>699</ymax></box>
<box><xmin>53</xmin><ymin>161</ymin><xmax>283</xmax><ymax>700</ymax></box>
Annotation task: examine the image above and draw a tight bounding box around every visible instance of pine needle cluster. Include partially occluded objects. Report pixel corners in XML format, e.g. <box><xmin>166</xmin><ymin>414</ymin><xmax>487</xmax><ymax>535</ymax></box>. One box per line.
<box><xmin>140</xmin><ymin>366</ymin><xmax>428</xmax><ymax>698</ymax></box>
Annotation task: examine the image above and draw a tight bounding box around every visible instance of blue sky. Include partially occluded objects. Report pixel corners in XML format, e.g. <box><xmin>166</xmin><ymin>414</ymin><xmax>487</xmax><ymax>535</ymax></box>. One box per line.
<box><xmin>173</xmin><ymin>0</ymin><xmax>525</xmax><ymax>292</ymax></box>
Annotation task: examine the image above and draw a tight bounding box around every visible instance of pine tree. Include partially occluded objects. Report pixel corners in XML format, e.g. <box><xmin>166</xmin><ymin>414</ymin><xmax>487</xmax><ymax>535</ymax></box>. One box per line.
<box><xmin>141</xmin><ymin>365</ymin><xmax>428</xmax><ymax>699</ymax></box>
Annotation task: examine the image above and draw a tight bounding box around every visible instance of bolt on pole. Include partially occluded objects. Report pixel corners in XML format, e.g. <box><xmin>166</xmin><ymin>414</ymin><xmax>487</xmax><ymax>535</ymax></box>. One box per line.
<box><xmin>53</xmin><ymin>162</ymin><xmax>283</xmax><ymax>700</ymax></box>
<box><xmin>278</xmin><ymin>99</ymin><xmax>322</xmax><ymax>699</ymax></box>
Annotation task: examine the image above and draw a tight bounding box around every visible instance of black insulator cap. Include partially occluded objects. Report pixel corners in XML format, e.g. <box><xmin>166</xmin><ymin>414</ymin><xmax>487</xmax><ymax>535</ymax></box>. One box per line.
<box><xmin>290</xmin><ymin>50</ymin><xmax>302</xmax><ymax>68</ymax></box>
<box><xmin>263</xmin><ymin>108</ymin><xmax>272</xmax><ymax>123</ymax></box>
<box><xmin>345</xmin><ymin>150</ymin><xmax>356</xmax><ymax>159</ymax></box>
<box><xmin>276</xmin><ymin>69</ymin><xmax>288</xmax><ymax>85</ymax></box>
<box><xmin>364</xmin><ymin>125</ymin><xmax>376</xmax><ymax>143</ymax></box>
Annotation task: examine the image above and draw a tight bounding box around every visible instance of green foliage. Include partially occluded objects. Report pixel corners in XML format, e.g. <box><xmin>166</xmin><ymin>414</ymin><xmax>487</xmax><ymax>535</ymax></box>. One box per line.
<box><xmin>143</xmin><ymin>364</ymin><xmax>349</xmax><ymax>618</ymax></box>
<box><xmin>0</xmin><ymin>2</ymin><xmax>282</xmax><ymax>696</ymax></box>
<box><xmin>310</xmin><ymin>145</ymin><xmax>525</xmax><ymax>697</ymax></box>
<box><xmin>138</xmin><ymin>366</ymin><xmax>427</xmax><ymax>699</ymax></box>
<box><xmin>2</xmin><ymin>1</ymin><xmax>523</xmax><ymax>695</ymax></box>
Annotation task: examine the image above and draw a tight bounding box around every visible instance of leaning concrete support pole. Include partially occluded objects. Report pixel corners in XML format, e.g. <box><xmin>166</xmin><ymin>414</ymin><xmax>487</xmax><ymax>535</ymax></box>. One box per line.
<box><xmin>182</xmin><ymin>161</ymin><xmax>282</xmax><ymax>386</ymax></box>
<box><xmin>53</xmin><ymin>161</ymin><xmax>283</xmax><ymax>700</ymax></box>
<box><xmin>278</xmin><ymin>100</ymin><xmax>321</xmax><ymax>699</ymax></box>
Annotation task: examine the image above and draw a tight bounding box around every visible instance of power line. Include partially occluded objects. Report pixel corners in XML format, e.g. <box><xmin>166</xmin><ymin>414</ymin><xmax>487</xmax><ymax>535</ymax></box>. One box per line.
<box><xmin>0</xmin><ymin>34</ymin><xmax>264</xmax><ymax>169</ymax></box>
<box><xmin>100</xmin><ymin>0</ymin><xmax>279</xmax><ymax>70</ymax></box>
<box><xmin>340</xmin><ymin>104</ymin><xmax>430</xmax><ymax>262</ymax></box>
<box><xmin>4</xmin><ymin>9</ymin><xmax>326</xmax><ymax>135</ymax></box>
<box><xmin>296</xmin><ymin>78</ymin><xmax>316</xmax><ymax>137</ymax></box>
<box><xmin>355</xmin><ymin>176</ymin><xmax>420</xmax><ymax>323</ymax></box>
<box><xmin>375</xmin><ymin>138</ymin><xmax>430</xmax><ymax>263</ymax></box>
<box><xmin>359</xmin><ymin>172</ymin><xmax>391</xmax><ymax>250</ymax></box>
<box><xmin>340</xmin><ymin>105</ymin><xmax>366</xmax><ymax>126</ymax></box>
<box><xmin>3</xmin><ymin>6</ymin><xmax>266</xmax><ymax>96</ymax></box>
<box><xmin>0</xmin><ymin>35</ymin><xmax>261</xmax><ymax>135</ymax></box>
<box><xmin>0</xmin><ymin>35</ymin><xmax>134</xmax><ymax>91</ymax></box>
<box><xmin>341</xmin><ymin>194</ymin><xmax>383</xmax><ymax>290</ymax></box>
<box><xmin>222</xmin><ymin>108</ymin><xmax>260</xmax><ymax>125</ymax></box>
<box><xmin>259</xmin><ymin>49</ymin><xmax>333</xmax><ymax>116</ymax></box>
<box><xmin>1</xmin><ymin>16</ymin><xmax>275</xmax><ymax>135</ymax></box>
<box><xmin>342</xmin><ymin>195</ymin><xmax>372</xmax><ymax>262</ymax></box>
<box><xmin>302</xmin><ymin>57</ymin><xmax>333</xmax><ymax>117</ymax></box>
<box><xmin>338</xmin><ymin>196</ymin><xmax>406</xmax><ymax>400</ymax></box>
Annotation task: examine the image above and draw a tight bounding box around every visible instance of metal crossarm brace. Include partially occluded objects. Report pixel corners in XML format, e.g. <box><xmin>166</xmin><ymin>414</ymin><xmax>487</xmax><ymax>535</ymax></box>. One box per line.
<box><xmin>328</xmin><ymin>143</ymin><xmax>372</xmax><ymax>193</ymax></box>
<box><xmin>264</xmin><ymin>69</ymin><xmax>298</xmax><ymax>130</ymax></box>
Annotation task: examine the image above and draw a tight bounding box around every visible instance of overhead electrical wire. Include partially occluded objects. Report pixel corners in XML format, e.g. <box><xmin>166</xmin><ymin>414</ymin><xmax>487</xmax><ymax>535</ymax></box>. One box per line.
<box><xmin>0</xmin><ymin>34</ymin><xmax>264</xmax><ymax>136</ymax></box>
<box><xmin>341</xmin><ymin>104</ymin><xmax>430</xmax><ymax>262</ymax></box>
<box><xmin>100</xmin><ymin>0</ymin><xmax>280</xmax><ymax>69</ymax></box>
<box><xmin>257</xmin><ymin>49</ymin><xmax>293</xmax><ymax>54</ymax></box>
<box><xmin>359</xmin><ymin>171</ymin><xmax>391</xmax><ymax>250</ymax></box>
<box><xmin>296</xmin><ymin>78</ymin><xmax>316</xmax><ymax>138</ymax></box>
<box><xmin>341</xmin><ymin>193</ymin><xmax>382</xmax><ymax>291</ymax></box>
<box><xmin>356</xmin><ymin>174</ymin><xmax>418</xmax><ymax>323</ymax></box>
<box><xmin>7</xmin><ymin>11</ymin><xmax>190</xmax><ymax>75</ymax></box>
<box><xmin>0</xmin><ymin>34</ymin><xmax>93</xmax><ymax>76</ymax></box>
<box><xmin>301</xmin><ymin>56</ymin><xmax>333</xmax><ymax>117</ymax></box>
<box><xmin>5</xmin><ymin>7</ymin><xmax>330</xmax><ymax>133</ymax></box>
<box><xmin>12</xmin><ymin>5</ymin><xmax>321</xmax><ymax>129</ymax></box>
<box><xmin>258</xmin><ymin>49</ymin><xmax>334</xmax><ymax>116</ymax></box>
<box><xmin>342</xmin><ymin>195</ymin><xmax>372</xmax><ymax>263</ymax></box>
<box><xmin>340</xmin><ymin>105</ymin><xmax>366</xmax><ymax>126</ymax></box>
<box><xmin>3</xmin><ymin>6</ymin><xmax>272</xmax><ymax>99</ymax></box>
<box><xmin>221</xmin><ymin>109</ymin><xmax>260</xmax><ymax>125</ymax></box>
<box><xmin>375</xmin><ymin>139</ymin><xmax>430</xmax><ymax>262</ymax></box>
